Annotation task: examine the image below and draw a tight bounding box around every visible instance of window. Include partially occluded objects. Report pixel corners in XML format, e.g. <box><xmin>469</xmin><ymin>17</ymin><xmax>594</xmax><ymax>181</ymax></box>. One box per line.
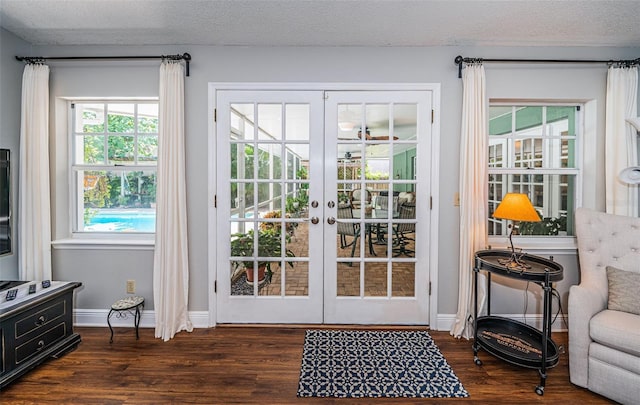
<box><xmin>71</xmin><ymin>101</ymin><xmax>158</xmax><ymax>233</ymax></box>
<box><xmin>488</xmin><ymin>104</ymin><xmax>581</xmax><ymax>238</ymax></box>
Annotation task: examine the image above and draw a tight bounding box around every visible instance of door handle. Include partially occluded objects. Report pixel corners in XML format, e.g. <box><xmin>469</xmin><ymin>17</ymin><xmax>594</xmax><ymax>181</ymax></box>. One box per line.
<box><xmin>311</xmin><ymin>216</ymin><xmax>319</xmax><ymax>224</ymax></box>
<box><xmin>327</xmin><ymin>217</ymin><xmax>336</xmax><ymax>225</ymax></box>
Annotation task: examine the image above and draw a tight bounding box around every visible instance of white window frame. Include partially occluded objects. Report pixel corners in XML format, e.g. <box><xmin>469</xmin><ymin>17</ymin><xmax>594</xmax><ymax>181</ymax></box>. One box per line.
<box><xmin>69</xmin><ymin>99</ymin><xmax>158</xmax><ymax>238</ymax></box>
<box><xmin>488</xmin><ymin>101</ymin><xmax>584</xmax><ymax>251</ymax></box>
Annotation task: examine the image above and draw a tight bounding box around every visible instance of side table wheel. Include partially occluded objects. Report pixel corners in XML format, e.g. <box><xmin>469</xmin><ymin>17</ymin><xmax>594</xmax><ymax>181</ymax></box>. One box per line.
<box><xmin>474</xmin><ymin>357</ymin><xmax>483</xmax><ymax>366</ymax></box>
<box><xmin>535</xmin><ymin>386</ymin><xmax>544</xmax><ymax>396</ymax></box>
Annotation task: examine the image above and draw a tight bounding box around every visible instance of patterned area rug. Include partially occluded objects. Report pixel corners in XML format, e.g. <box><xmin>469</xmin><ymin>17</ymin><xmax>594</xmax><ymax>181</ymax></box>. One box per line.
<box><xmin>297</xmin><ymin>329</ymin><xmax>469</xmax><ymax>398</ymax></box>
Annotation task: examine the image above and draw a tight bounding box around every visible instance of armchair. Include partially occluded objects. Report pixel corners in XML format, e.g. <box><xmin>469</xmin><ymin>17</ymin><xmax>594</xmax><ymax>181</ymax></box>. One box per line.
<box><xmin>569</xmin><ymin>208</ymin><xmax>640</xmax><ymax>405</ymax></box>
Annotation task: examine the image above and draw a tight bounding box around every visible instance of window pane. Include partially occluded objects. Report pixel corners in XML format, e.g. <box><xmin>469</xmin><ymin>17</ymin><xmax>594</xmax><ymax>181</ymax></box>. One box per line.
<box><xmin>137</xmin><ymin>103</ymin><xmax>158</xmax><ymax>133</ymax></box>
<box><xmin>73</xmin><ymin>101</ymin><xmax>159</xmax><ymax>234</ymax></box>
<box><xmin>488</xmin><ymin>174</ymin><xmax>575</xmax><ymax>236</ymax></box>
<box><xmin>138</xmin><ymin>135</ymin><xmax>158</xmax><ymax>163</ymax></box>
<box><xmin>546</xmin><ymin>106</ymin><xmax>576</xmax><ymax>136</ymax></box>
<box><xmin>77</xmin><ymin>135</ymin><xmax>105</xmax><ymax>164</ymax></box>
<box><xmin>108</xmin><ymin>135</ymin><xmax>135</xmax><ymax>164</ymax></box>
<box><xmin>76</xmin><ymin>103</ymin><xmax>105</xmax><ymax>133</ymax></box>
<box><xmin>488</xmin><ymin>140</ymin><xmax>505</xmax><ymax>168</ymax></box>
<box><xmin>79</xmin><ymin>170</ymin><xmax>156</xmax><ymax>232</ymax></box>
<box><xmin>108</xmin><ymin>104</ymin><xmax>135</xmax><ymax>133</ymax></box>
<box><xmin>515</xmin><ymin>106</ymin><xmax>543</xmax><ymax>133</ymax></box>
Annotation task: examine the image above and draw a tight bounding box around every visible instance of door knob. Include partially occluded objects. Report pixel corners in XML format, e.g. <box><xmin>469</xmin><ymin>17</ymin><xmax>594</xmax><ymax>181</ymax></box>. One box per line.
<box><xmin>311</xmin><ymin>216</ymin><xmax>319</xmax><ymax>224</ymax></box>
<box><xmin>327</xmin><ymin>201</ymin><xmax>335</xmax><ymax>208</ymax></box>
<box><xmin>327</xmin><ymin>217</ymin><xmax>336</xmax><ymax>225</ymax></box>
<box><xmin>311</xmin><ymin>201</ymin><xmax>319</xmax><ymax>208</ymax></box>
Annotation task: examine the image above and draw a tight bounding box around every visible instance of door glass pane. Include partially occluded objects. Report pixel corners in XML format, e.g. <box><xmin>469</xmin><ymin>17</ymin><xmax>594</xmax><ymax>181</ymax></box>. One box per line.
<box><xmin>364</xmin><ymin>262</ymin><xmax>387</xmax><ymax>297</ymax></box>
<box><xmin>231</xmin><ymin>104</ymin><xmax>255</xmax><ymax>139</ymax></box>
<box><xmin>257</xmin><ymin>143</ymin><xmax>275</xmax><ymax>180</ymax></box>
<box><xmin>337</xmin><ymin>263</ymin><xmax>359</xmax><ymax>296</ymax></box>
<box><xmin>394</xmin><ymin>104</ymin><xmax>417</xmax><ymax>141</ymax></box>
<box><xmin>365</xmin><ymin>104</ymin><xmax>390</xmax><ymax>141</ymax></box>
<box><xmin>392</xmin><ymin>262</ymin><xmax>415</xmax><ymax>297</ymax></box>
<box><xmin>338</xmin><ymin>103</ymin><xmax>361</xmax><ymax>137</ymax></box>
<box><xmin>285</xmin><ymin>262</ymin><xmax>309</xmax><ymax>296</ymax></box>
<box><xmin>286</xmin><ymin>104</ymin><xmax>310</xmax><ymax>141</ymax></box>
<box><xmin>258</xmin><ymin>104</ymin><xmax>282</xmax><ymax>140</ymax></box>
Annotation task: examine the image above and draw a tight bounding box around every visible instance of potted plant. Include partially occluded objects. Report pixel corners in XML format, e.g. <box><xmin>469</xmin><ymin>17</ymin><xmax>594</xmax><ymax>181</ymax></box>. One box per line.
<box><xmin>230</xmin><ymin>228</ymin><xmax>295</xmax><ymax>284</ymax></box>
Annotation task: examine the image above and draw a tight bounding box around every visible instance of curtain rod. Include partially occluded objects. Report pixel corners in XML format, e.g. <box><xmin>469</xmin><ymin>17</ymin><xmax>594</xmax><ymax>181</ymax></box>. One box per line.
<box><xmin>454</xmin><ymin>55</ymin><xmax>640</xmax><ymax>78</ymax></box>
<box><xmin>15</xmin><ymin>52</ymin><xmax>192</xmax><ymax>76</ymax></box>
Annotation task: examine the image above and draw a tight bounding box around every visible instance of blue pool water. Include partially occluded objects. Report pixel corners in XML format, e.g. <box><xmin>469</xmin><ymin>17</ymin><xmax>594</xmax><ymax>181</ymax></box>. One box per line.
<box><xmin>85</xmin><ymin>210</ymin><xmax>156</xmax><ymax>232</ymax></box>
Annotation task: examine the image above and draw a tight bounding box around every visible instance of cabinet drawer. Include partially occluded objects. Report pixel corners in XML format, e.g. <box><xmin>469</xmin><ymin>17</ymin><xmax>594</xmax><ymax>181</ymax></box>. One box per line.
<box><xmin>15</xmin><ymin>323</ymin><xmax>66</xmax><ymax>364</ymax></box>
<box><xmin>15</xmin><ymin>300</ymin><xmax>66</xmax><ymax>338</ymax></box>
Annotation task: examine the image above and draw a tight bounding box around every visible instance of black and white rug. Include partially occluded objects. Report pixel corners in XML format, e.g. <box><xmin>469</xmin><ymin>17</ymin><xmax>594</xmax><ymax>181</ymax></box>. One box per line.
<box><xmin>297</xmin><ymin>329</ymin><xmax>469</xmax><ymax>398</ymax></box>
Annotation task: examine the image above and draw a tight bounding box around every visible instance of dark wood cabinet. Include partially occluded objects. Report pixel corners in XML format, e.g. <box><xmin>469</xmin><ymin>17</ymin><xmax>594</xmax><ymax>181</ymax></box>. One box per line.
<box><xmin>1</xmin><ymin>281</ymin><xmax>81</xmax><ymax>389</ymax></box>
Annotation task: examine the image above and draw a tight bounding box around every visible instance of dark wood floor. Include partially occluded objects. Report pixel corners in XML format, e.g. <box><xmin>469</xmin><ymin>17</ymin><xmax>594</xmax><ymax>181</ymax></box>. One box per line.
<box><xmin>2</xmin><ymin>326</ymin><xmax>614</xmax><ymax>404</ymax></box>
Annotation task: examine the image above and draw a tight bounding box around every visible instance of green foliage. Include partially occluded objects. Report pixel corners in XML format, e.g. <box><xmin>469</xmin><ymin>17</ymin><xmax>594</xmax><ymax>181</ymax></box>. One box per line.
<box><xmin>519</xmin><ymin>212</ymin><xmax>567</xmax><ymax>236</ymax></box>
<box><xmin>84</xmin><ymin>174</ymin><xmax>111</xmax><ymax>208</ymax></box>
<box><xmin>229</xmin><ymin>228</ymin><xmax>295</xmax><ymax>277</ymax></box>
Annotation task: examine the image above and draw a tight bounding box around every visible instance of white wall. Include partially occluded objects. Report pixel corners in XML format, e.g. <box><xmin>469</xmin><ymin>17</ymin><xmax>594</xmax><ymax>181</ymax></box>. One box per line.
<box><xmin>0</xmin><ymin>29</ymin><xmax>30</xmax><ymax>279</ymax></box>
<box><xmin>28</xmin><ymin>44</ymin><xmax>640</xmax><ymax>326</ymax></box>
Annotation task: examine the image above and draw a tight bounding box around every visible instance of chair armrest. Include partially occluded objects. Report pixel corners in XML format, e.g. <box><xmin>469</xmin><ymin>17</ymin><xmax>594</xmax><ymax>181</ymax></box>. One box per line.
<box><xmin>568</xmin><ymin>281</ymin><xmax>607</xmax><ymax>387</ymax></box>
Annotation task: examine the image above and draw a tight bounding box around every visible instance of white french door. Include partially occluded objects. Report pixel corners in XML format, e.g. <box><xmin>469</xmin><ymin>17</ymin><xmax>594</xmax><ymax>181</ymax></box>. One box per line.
<box><xmin>214</xmin><ymin>87</ymin><xmax>433</xmax><ymax>325</ymax></box>
<box><xmin>323</xmin><ymin>91</ymin><xmax>432</xmax><ymax>324</ymax></box>
<box><xmin>215</xmin><ymin>90</ymin><xmax>325</xmax><ymax>323</ymax></box>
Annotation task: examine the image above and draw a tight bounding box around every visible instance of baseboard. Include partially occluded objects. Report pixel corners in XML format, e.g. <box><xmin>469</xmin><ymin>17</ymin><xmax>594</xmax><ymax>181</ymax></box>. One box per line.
<box><xmin>74</xmin><ymin>310</ymin><xmax>566</xmax><ymax>332</ymax></box>
<box><xmin>435</xmin><ymin>313</ymin><xmax>568</xmax><ymax>332</ymax></box>
<box><xmin>73</xmin><ymin>309</ymin><xmax>210</xmax><ymax>329</ymax></box>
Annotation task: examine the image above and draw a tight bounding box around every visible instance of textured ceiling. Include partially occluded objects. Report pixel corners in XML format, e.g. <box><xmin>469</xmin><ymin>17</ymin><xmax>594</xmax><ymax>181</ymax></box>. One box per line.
<box><xmin>1</xmin><ymin>0</ymin><xmax>640</xmax><ymax>47</ymax></box>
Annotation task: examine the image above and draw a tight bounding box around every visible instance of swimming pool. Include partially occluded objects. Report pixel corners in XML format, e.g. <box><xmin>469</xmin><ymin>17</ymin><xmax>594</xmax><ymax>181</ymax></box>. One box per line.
<box><xmin>84</xmin><ymin>210</ymin><xmax>156</xmax><ymax>232</ymax></box>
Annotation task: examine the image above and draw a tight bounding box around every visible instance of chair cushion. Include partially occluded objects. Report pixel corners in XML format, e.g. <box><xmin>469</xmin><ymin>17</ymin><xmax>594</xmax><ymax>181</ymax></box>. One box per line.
<box><xmin>607</xmin><ymin>266</ymin><xmax>640</xmax><ymax>315</ymax></box>
<box><xmin>590</xmin><ymin>310</ymin><xmax>640</xmax><ymax>357</ymax></box>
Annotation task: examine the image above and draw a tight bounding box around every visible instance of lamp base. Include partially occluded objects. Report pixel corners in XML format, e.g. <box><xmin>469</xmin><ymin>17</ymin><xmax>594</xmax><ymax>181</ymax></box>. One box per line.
<box><xmin>497</xmin><ymin>254</ymin><xmax>531</xmax><ymax>272</ymax></box>
<box><xmin>499</xmin><ymin>226</ymin><xmax>531</xmax><ymax>271</ymax></box>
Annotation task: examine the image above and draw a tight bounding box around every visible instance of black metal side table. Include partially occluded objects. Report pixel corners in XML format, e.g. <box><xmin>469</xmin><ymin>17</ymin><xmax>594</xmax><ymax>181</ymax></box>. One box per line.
<box><xmin>108</xmin><ymin>296</ymin><xmax>144</xmax><ymax>343</ymax></box>
<box><xmin>472</xmin><ymin>250</ymin><xmax>563</xmax><ymax>396</ymax></box>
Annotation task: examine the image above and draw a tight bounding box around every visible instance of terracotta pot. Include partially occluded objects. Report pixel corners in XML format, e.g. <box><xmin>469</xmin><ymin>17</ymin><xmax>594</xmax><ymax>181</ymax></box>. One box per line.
<box><xmin>245</xmin><ymin>264</ymin><xmax>267</xmax><ymax>284</ymax></box>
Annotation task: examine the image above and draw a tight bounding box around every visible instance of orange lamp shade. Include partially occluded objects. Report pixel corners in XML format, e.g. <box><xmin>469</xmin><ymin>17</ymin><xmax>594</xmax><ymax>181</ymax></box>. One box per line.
<box><xmin>492</xmin><ymin>193</ymin><xmax>541</xmax><ymax>222</ymax></box>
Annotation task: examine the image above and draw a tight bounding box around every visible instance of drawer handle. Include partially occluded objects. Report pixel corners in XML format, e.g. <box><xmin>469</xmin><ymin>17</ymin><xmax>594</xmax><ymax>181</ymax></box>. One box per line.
<box><xmin>36</xmin><ymin>340</ymin><xmax>45</xmax><ymax>351</ymax></box>
<box><xmin>35</xmin><ymin>315</ymin><xmax>47</xmax><ymax>326</ymax></box>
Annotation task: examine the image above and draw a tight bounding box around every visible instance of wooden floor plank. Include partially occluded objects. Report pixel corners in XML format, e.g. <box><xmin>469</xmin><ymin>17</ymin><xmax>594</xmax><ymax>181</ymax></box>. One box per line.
<box><xmin>1</xmin><ymin>326</ymin><xmax>614</xmax><ymax>404</ymax></box>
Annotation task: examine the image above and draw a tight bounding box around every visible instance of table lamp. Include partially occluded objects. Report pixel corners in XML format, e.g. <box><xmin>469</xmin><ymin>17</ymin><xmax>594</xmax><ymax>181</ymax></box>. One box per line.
<box><xmin>492</xmin><ymin>193</ymin><xmax>541</xmax><ymax>270</ymax></box>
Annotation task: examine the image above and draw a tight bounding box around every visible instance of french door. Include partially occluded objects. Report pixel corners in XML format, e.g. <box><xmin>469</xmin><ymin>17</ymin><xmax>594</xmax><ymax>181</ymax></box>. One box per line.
<box><xmin>214</xmin><ymin>87</ymin><xmax>432</xmax><ymax>325</ymax></box>
<box><xmin>323</xmin><ymin>91</ymin><xmax>432</xmax><ymax>324</ymax></box>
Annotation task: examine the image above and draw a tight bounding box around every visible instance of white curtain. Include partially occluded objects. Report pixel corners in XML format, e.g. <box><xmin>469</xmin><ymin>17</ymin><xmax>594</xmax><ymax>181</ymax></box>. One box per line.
<box><xmin>450</xmin><ymin>63</ymin><xmax>488</xmax><ymax>339</ymax></box>
<box><xmin>19</xmin><ymin>64</ymin><xmax>52</xmax><ymax>281</ymax></box>
<box><xmin>605</xmin><ymin>65</ymin><xmax>639</xmax><ymax>216</ymax></box>
<box><xmin>153</xmin><ymin>60</ymin><xmax>193</xmax><ymax>341</ymax></box>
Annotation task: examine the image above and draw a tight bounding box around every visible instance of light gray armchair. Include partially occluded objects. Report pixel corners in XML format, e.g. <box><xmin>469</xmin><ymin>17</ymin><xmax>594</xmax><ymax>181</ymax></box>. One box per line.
<box><xmin>569</xmin><ymin>208</ymin><xmax>640</xmax><ymax>405</ymax></box>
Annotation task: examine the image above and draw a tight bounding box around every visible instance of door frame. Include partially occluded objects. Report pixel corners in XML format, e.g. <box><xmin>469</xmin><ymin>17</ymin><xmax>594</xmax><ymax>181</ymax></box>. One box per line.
<box><xmin>207</xmin><ymin>82</ymin><xmax>441</xmax><ymax>327</ymax></box>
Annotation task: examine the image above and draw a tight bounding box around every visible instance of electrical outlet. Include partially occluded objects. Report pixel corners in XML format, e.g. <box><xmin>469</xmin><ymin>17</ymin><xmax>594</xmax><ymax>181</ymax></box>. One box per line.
<box><xmin>126</xmin><ymin>279</ymin><xmax>136</xmax><ymax>294</ymax></box>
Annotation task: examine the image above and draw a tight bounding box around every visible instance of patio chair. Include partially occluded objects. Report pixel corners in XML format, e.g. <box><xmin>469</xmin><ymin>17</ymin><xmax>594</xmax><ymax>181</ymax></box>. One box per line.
<box><xmin>350</xmin><ymin>188</ymin><xmax>371</xmax><ymax>209</ymax></box>
<box><xmin>392</xmin><ymin>202</ymin><xmax>416</xmax><ymax>257</ymax></box>
<box><xmin>337</xmin><ymin>204</ymin><xmax>361</xmax><ymax>264</ymax></box>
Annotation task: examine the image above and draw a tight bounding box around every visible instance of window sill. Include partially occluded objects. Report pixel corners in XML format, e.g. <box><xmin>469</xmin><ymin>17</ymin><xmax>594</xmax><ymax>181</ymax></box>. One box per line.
<box><xmin>487</xmin><ymin>236</ymin><xmax>577</xmax><ymax>255</ymax></box>
<box><xmin>52</xmin><ymin>237</ymin><xmax>155</xmax><ymax>250</ymax></box>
